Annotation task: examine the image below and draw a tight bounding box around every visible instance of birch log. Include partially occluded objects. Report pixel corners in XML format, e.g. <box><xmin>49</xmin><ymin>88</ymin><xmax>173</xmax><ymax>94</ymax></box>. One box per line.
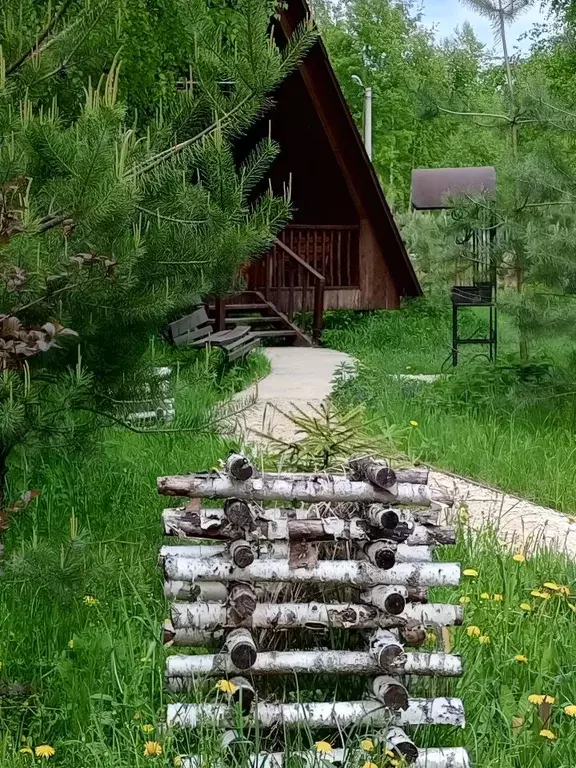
<box><xmin>386</xmin><ymin>727</ymin><xmax>419</xmax><ymax>762</ymax></box>
<box><xmin>396</xmin><ymin>467</ymin><xmax>429</xmax><ymax>485</ymax></box>
<box><xmin>226</xmin><ymin>454</ymin><xmax>254</xmax><ymax>481</ymax></box>
<box><xmin>224</xmin><ymin>499</ymin><xmax>255</xmax><ymax>530</ymax></box>
<box><xmin>362</xmin><ymin>586</ymin><xmax>407</xmax><ymax>616</ymax></box>
<box><xmin>162</xmin><ymin>507</ymin><xmax>455</xmax><ymax>546</ymax></box>
<box><xmin>163</xmin><ymin>620</ymin><xmax>224</xmax><ymax>646</ymax></box>
<box><xmin>160</xmin><ymin>543</ymin><xmax>289</xmax><ymax>562</ymax></box>
<box><xmin>227</xmin><ymin>676</ymin><xmax>254</xmax><ymax>714</ymax></box>
<box><xmin>348</xmin><ymin>456</ymin><xmax>397</xmax><ymax>490</ymax></box>
<box><xmin>229</xmin><ymin>584</ymin><xmax>258</xmax><ymax>621</ymax></box>
<box><xmin>225</xmin><ymin>628</ymin><xmax>257</xmax><ymax>670</ymax></box>
<box><xmin>370</xmin><ymin>629</ymin><xmax>404</xmax><ymax>668</ymax></box>
<box><xmin>166</xmin><ymin>697</ymin><xmax>466</xmax><ymax>729</ymax></box>
<box><xmin>165</xmin><ymin>650</ymin><xmax>463</xmax><ymax>685</ymax></box>
<box><xmin>366</xmin><ymin>505</ymin><xmax>414</xmax><ymax>533</ymax></box>
<box><xmin>372</xmin><ymin>675</ymin><xmax>409</xmax><ymax>709</ymax></box>
<box><xmin>181</xmin><ymin>747</ymin><xmax>469</xmax><ymax>768</ymax></box>
<box><xmin>170</xmin><ymin>601</ymin><xmax>462</xmax><ymax>632</ymax></box>
<box><xmin>229</xmin><ymin>539</ymin><xmax>255</xmax><ymax>568</ymax></box>
<box><xmin>163</xmin><ymin>580</ymin><xmax>229</xmax><ymax>601</ymax></box>
<box><xmin>163</xmin><ymin>556</ymin><xmax>461</xmax><ymax>588</ymax></box>
<box><xmin>363</xmin><ymin>540</ymin><xmax>397</xmax><ymax>570</ymax></box>
<box><xmin>157</xmin><ymin>472</ymin><xmax>432</xmax><ymax>506</ymax></box>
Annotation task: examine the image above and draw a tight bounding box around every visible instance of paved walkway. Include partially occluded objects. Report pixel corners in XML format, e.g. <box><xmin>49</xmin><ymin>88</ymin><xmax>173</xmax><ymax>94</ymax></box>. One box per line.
<box><xmin>232</xmin><ymin>347</ymin><xmax>576</xmax><ymax>557</ymax></box>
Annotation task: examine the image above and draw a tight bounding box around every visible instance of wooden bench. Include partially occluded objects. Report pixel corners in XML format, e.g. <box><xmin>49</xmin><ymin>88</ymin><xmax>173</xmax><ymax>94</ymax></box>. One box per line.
<box><xmin>166</xmin><ymin>308</ymin><xmax>260</xmax><ymax>362</ymax></box>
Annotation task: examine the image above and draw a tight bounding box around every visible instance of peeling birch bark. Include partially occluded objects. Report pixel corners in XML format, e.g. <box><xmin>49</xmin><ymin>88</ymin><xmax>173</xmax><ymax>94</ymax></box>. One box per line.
<box><xmin>181</xmin><ymin>747</ymin><xmax>470</xmax><ymax>768</ymax></box>
<box><xmin>165</xmin><ymin>649</ymin><xmax>463</xmax><ymax>684</ymax></box>
<box><xmin>407</xmin><ymin>525</ymin><xmax>456</xmax><ymax>546</ymax></box>
<box><xmin>372</xmin><ymin>675</ymin><xmax>409</xmax><ymax>709</ymax></box>
<box><xmin>163</xmin><ymin>580</ymin><xmax>229</xmax><ymax>602</ymax></box>
<box><xmin>163</xmin><ymin>556</ymin><xmax>461</xmax><ymax>588</ymax></box>
<box><xmin>395</xmin><ymin>467</ymin><xmax>430</xmax><ymax>485</ymax></box>
<box><xmin>225</xmin><ymin>628</ymin><xmax>256</xmax><ymax>670</ymax></box>
<box><xmin>160</xmin><ymin>543</ymin><xmax>290</xmax><ymax>561</ymax></box>
<box><xmin>348</xmin><ymin>456</ymin><xmax>397</xmax><ymax>490</ymax></box>
<box><xmin>226</xmin><ymin>455</ymin><xmax>254</xmax><ymax>481</ymax></box>
<box><xmin>157</xmin><ymin>473</ymin><xmax>432</xmax><ymax>506</ymax></box>
<box><xmin>166</xmin><ymin>697</ymin><xmax>465</xmax><ymax>728</ymax></box>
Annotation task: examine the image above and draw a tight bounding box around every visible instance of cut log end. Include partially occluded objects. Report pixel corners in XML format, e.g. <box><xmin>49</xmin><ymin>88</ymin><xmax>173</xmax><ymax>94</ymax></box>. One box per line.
<box><xmin>229</xmin><ymin>676</ymin><xmax>255</xmax><ymax>714</ymax></box>
<box><xmin>384</xmin><ymin>593</ymin><xmax>406</xmax><ymax>616</ymax></box>
<box><xmin>373</xmin><ymin>676</ymin><xmax>409</xmax><ymax>710</ymax></box>
<box><xmin>226</xmin><ymin>454</ymin><xmax>254</xmax><ymax>481</ymax></box>
<box><xmin>229</xmin><ymin>540</ymin><xmax>255</xmax><ymax>569</ymax></box>
<box><xmin>386</xmin><ymin>727</ymin><xmax>419</xmax><ymax>764</ymax></box>
<box><xmin>399</xmin><ymin>626</ymin><xmax>427</xmax><ymax>647</ymax></box>
<box><xmin>224</xmin><ymin>499</ymin><xmax>254</xmax><ymax>530</ymax></box>
<box><xmin>348</xmin><ymin>456</ymin><xmax>398</xmax><ymax>490</ymax></box>
<box><xmin>228</xmin><ymin>584</ymin><xmax>257</xmax><ymax>622</ymax></box>
<box><xmin>227</xmin><ymin>629</ymin><xmax>257</xmax><ymax>670</ymax></box>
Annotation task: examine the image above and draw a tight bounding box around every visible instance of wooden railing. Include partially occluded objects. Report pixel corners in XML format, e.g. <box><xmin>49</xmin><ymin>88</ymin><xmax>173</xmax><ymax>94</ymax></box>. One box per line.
<box><xmin>249</xmin><ymin>238</ymin><xmax>325</xmax><ymax>343</ymax></box>
<box><xmin>280</xmin><ymin>224</ymin><xmax>359</xmax><ymax>288</ymax></box>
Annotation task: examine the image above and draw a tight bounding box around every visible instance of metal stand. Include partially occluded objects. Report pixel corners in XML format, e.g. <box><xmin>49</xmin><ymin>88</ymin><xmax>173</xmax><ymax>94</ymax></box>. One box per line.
<box><xmin>451</xmin><ymin>284</ymin><xmax>497</xmax><ymax>366</ymax></box>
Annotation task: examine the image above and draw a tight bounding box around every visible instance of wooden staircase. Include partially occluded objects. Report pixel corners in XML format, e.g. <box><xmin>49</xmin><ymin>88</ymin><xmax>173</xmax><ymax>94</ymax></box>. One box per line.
<box><xmin>209</xmin><ymin>290</ymin><xmax>313</xmax><ymax>347</ymax></box>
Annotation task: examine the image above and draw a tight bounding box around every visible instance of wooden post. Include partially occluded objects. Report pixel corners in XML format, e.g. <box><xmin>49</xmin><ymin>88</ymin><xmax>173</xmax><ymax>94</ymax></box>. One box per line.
<box><xmin>312</xmin><ymin>275</ymin><xmax>325</xmax><ymax>343</ymax></box>
<box><xmin>215</xmin><ymin>296</ymin><xmax>226</xmax><ymax>332</ymax></box>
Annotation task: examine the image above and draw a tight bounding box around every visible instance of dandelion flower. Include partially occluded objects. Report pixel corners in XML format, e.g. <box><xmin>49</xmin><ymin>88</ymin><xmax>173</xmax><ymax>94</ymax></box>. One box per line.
<box><xmin>564</xmin><ymin>705</ymin><xmax>576</xmax><ymax>717</ymax></box>
<box><xmin>493</xmin><ymin>594</ymin><xmax>504</xmax><ymax>601</ymax></box>
<box><xmin>466</xmin><ymin>626</ymin><xmax>481</xmax><ymax>637</ymax></box>
<box><xmin>520</xmin><ymin>603</ymin><xmax>532</xmax><ymax>612</ymax></box>
<box><xmin>83</xmin><ymin>595</ymin><xmax>99</xmax><ymax>606</ymax></box>
<box><xmin>215</xmin><ymin>679</ymin><xmax>239</xmax><ymax>694</ymax></box>
<box><xmin>543</xmin><ymin>582</ymin><xmax>561</xmax><ymax>591</ymax></box>
<box><xmin>315</xmin><ymin>741</ymin><xmax>333</xmax><ymax>754</ymax></box>
<box><xmin>528</xmin><ymin>694</ymin><xmax>555</xmax><ymax>705</ymax></box>
<box><xmin>531</xmin><ymin>590</ymin><xmax>551</xmax><ymax>600</ymax></box>
<box><xmin>385</xmin><ymin>750</ymin><xmax>395</xmax><ymax>758</ymax></box>
<box><xmin>539</xmin><ymin>730</ymin><xmax>556</xmax><ymax>740</ymax></box>
<box><xmin>480</xmin><ymin>592</ymin><xmax>490</xmax><ymax>600</ymax></box>
<box><xmin>512</xmin><ymin>553</ymin><xmax>526</xmax><ymax>563</ymax></box>
<box><xmin>479</xmin><ymin>635</ymin><xmax>490</xmax><ymax>644</ymax></box>
<box><xmin>514</xmin><ymin>655</ymin><xmax>528</xmax><ymax>663</ymax></box>
<box><xmin>459</xmin><ymin>596</ymin><xmax>471</xmax><ymax>604</ymax></box>
<box><xmin>363</xmin><ymin>763</ymin><xmax>379</xmax><ymax>768</ymax></box>
<box><xmin>463</xmin><ymin>569</ymin><xmax>478</xmax><ymax>577</ymax></box>
<box><xmin>174</xmin><ymin>757</ymin><xmax>183</xmax><ymax>768</ymax></box>
<box><xmin>558</xmin><ymin>585</ymin><xmax>571</xmax><ymax>596</ymax></box>
<box><xmin>142</xmin><ymin>724</ymin><xmax>154</xmax><ymax>734</ymax></box>
<box><xmin>409</xmin><ymin>420</ymin><xmax>419</xmax><ymax>427</ymax></box>
<box><xmin>144</xmin><ymin>741</ymin><xmax>162</xmax><ymax>758</ymax></box>
<box><xmin>19</xmin><ymin>747</ymin><xmax>33</xmax><ymax>756</ymax></box>
<box><xmin>35</xmin><ymin>746</ymin><xmax>56</xmax><ymax>759</ymax></box>
<box><xmin>360</xmin><ymin>739</ymin><xmax>375</xmax><ymax>752</ymax></box>
<box><xmin>67</xmin><ymin>639</ymin><xmax>74</xmax><ymax>649</ymax></box>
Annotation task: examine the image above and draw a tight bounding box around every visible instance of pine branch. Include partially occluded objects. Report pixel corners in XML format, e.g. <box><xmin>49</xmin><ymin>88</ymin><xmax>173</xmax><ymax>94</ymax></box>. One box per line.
<box><xmin>6</xmin><ymin>0</ymin><xmax>76</xmax><ymax>76</ymax></box>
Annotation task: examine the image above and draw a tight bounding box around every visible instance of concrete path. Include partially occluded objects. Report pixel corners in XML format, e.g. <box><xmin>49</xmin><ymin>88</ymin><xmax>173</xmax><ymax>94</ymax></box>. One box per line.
<box><xmin>232</xmin><ymin>347</ymin><xmax>353</xmax><ymax>447</ymax></box>
<box><xmin>232</xmin><ymin>346</ymin><xmax>575</xmax><ymax>557</ymax></box>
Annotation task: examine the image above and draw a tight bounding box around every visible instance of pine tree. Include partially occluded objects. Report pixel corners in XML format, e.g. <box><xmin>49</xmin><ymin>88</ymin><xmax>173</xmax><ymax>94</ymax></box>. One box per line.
<box><xmin>0</xmin><ymin>0</ymin><xmax>315</xmax><ymax>510</ymax></box>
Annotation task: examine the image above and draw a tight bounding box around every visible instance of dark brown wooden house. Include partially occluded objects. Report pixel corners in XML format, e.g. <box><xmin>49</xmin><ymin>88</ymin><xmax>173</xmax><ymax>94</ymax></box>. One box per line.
<box><xmin>216</xmin><ymin>0</ymin><xmax>421</xmax><ymax>344</ymax></box>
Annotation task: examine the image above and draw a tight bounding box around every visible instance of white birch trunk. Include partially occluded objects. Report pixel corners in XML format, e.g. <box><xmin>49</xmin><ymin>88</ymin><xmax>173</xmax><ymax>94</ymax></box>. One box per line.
<box><xmin>166</xmin><ymin>697</ymin><xmax>465</xmax><ymax>729</ymax></box>
<box><xmin>385</xmin><ymin>726</ymin><xmax>418</xmax><ymax>762</ymax></box>
<box><xmin>348</xmin><ymin>456</ymin><xmax>398</xmax><ymax>490</ymax></box>
<box><xmin>165</xmin><ymin>649</ymin><xmax>463</xmax><ymax>685</ymax></box>
<box><xmin>163</xmin><ymin>556</ymin><xmax>461</xmax><ymax>588</ymax></box>
<box><xmin>362</xmin><ymin>585</ymin><xmax>407</xmax><ymax>616</ymax></box>
<box><xmin>181</xmin><ymin>747</ymin><xmax>469</xmax><ymax>768</ymax></box>
<box><xmin>163</xmin><ymin>580</ymin><xmax>229</xmax><ymax>601</ymax></box>
<box><xmin>395</xmin><ymin>467</ymin><xmax>430</xmax><ymax>485</ymax></box>
<box><xmin>158</xmin><ymin>473</ymin><xmax>432</xmax><ymax>506</ymax></box>
<box><xmin>396</xmin><ymin>543</ymin><xmax>433</xmax><ymax>562</ymax></box>
<box><xmin>407</xmin><ymin>525</ymin><xmax>456</xmax><ymax>546</ymax></box>
<box><xmin>160</xmin><ymin>543</ymin><xmax>290</xmax><ymax>561</ymax></box>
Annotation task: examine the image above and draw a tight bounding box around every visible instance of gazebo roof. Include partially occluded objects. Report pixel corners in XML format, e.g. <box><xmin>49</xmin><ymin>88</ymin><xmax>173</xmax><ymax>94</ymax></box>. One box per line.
<box><xmin>411</xmin><ymin>167</ymin><xmax>496</xmax><ymax>210</ymax></box>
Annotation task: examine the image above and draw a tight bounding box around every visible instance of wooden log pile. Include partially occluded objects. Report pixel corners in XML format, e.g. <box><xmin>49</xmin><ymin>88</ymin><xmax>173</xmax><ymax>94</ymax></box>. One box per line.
<box><xmin>158</xmin><ymin>454</ymin><xmax>468</xmax><ymax>768</ymax></box>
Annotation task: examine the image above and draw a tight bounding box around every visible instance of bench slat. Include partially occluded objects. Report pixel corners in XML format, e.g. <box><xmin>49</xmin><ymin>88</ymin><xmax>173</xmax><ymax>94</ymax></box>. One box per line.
<box><xmin>169</xmin><ymin>308</ymin><xmax>211</xmax><ymax>340</ymax></box>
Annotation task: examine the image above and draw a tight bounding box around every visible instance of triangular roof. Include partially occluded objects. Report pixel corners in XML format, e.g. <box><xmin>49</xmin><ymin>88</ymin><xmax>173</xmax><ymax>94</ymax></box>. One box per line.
<box><xmin>278</xmin><ymin>0</ymin><xmax>421</xmax><ymax>297</ymax></box>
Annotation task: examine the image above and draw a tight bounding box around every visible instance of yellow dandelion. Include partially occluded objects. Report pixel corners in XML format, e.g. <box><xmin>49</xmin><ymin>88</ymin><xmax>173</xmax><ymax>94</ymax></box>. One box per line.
<box><xmin>67</xmin><ymin>639</ymin><xmax>74</xmax><ymax>649</ymax></box>
<box><xmin>558</xmin><ymin>585</ymin><xmax>571</xmax><ymax>596</ymax></box>
<box><xmin>363</xmin><ymin>763</ymin><xmax>379</xmax><ymax>768</ymax></box>
<box><xmin>512</xmin><ymin>553</ymin><xmax>526</xmax><ymax>563</ymax></box>
<box><xmin>215</xmin><ymin>679</ymin><xmax>239</xmax><ymax>694</ymax></box>
<box><xmin>390</xmin><ymin>761</ymin><xmax>402</xmax><ymax>768</ymax></box>
<box><xmin>514</xmin><ymin>654</ymin><xmax>528</xmax><ymax>663</ymax></box>
<box><xmin>360</xmin><ymin>739</ymin><xmax>375</xmax><ymax>752</ymax></box>
<box><xmin>409</xmin><ymin>420</ymin><xmax>419</xmax><ymax>427</ymax></box>
<box><xmin>19</xmin><ymin>747</ymin><xmax>34</xmax><ymax>756</ymax></box>
<box><xmin>564</xmin><ymin>705</ymin><xmax>576</xmax><ymax>717</ymax></box>
<box><xmin>463</xmin><ymin>568</ymin><xmax>478</xmax><ymax>577</ymax></box>
<box><xmin>459</xmin><ymin>595</ymin><xmax>471</xmax><ymax>604</ymax></box>
<box><xmin>528</xmin><ymin>694</ymin><xmax>556</xmax><ymax>705</ymax></box>
<box><xmin>144</xmin><ymin>741</ymin><xmax>162</xmax><ymax>758</ymax></box>
<box><xmin>493</xmin><ymin>594</ymin><xmax>504</xmax><ymax>601</ymax></box>
<box><xmin>83</xmin><ymin>595</ymin><xmax>99</xmax><ymax>606</ymax></box>
<box><xmin>35</xmin><ymin>745</ymin><xmax>56</xmax><ymax>759</ymax></box>
<box><xmin>466</xmin><ymin>626</ymin><xmax>481</xmax><ymax>637</ymax></box>
<box><xmin>479</xmin><ymin>635</ymin><xmax>490</xmax><ymax>644</ymax></box>
<box><xmin>315</xmin><ymin>741</ymin><xmax>333</xmax><ymax>754</ymax></box>
<box><xmin>543</xmin><ymin>582</ymin><xmax>561</xmax><ymax>591</ymax></box>
<box><xmin>531</xmin><ymin>590</ymin><xmax>551</xmax><ymax>600</ymax></box>
<box><xmin>539</xmin><ymin>729</ymin><xmax>556</xmax><ymax>740</ymax></box>
<box><xmin>480</xmin><ymin>592</ymin><xmax>490</xmax><ymax>600</ymax></box>
<box><xmin>385</xmin><ymin>750</ymin><xmax>395</xmax><ymax>758</ymax></box>
<box><xmin>173</xmin><ymin>757</ymin><xmax>183</xmax><ymax>768</ymax></box>
<box><xmin>520</xmin><ymin>603</ymin><xmax>532</xmax><ymax>612</ymax></box>
<box><xmin>142</xmin><ymin>724</ymin><xmax>154</xmax><ymax>734</ymax></box>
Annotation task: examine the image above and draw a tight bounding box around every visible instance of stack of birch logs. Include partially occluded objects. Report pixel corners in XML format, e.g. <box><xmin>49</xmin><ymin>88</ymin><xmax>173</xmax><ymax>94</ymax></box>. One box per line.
<box><xmin>158</xmin><ymin>454</ymin><xmax>469</xmax><ymax>768</ymax></box>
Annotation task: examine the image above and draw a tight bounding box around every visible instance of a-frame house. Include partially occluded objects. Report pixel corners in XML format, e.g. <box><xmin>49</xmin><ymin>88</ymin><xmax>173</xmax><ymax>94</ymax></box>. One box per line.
<box><xmin>215</xmin><ymin>0</ymin><xmax>422</xmax><ymax>344</ymax></box>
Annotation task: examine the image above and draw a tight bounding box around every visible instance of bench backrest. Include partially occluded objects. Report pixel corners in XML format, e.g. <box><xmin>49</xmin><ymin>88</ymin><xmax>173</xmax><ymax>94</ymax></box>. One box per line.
<box><xmin>168</xmin><ymin>308</ymin><xmax>213</xmax><ymax>346</ymax></box>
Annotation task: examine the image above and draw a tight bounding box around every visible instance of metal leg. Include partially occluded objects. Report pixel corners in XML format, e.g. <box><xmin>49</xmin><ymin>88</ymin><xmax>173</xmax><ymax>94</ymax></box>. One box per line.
<box><xmin>452</xmin><ymin>303</ymin><xmax>458</xmax><ymax>367</ymax></box>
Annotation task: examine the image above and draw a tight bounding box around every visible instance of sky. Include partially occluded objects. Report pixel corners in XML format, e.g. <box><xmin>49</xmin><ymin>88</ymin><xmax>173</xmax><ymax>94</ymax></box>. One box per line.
<box><xmin>419</xmin><ymin>1</ymin><xmax>547</xmax><ymax>53</ymax></box>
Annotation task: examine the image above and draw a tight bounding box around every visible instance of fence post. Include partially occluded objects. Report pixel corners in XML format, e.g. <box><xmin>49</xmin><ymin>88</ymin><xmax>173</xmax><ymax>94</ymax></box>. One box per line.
<box><xmin>215</xmin><ymin>296</ymin><xmax>226</xmax><ymax>332</ymax></box>
<box><xmin>313</xmin><ymin>277</ymin><xmax>325</xmax><ymax>344</ymax></box>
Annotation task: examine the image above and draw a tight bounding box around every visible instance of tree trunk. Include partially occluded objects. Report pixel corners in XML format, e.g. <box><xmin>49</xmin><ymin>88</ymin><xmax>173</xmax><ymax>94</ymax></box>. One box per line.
<box><xmin>166</xmin><ymin>697</ymin><xmax>466</xmax><ymax>729</ymax></box>
<box><xmin>348</xmin><ymin>456</ymin><xmax>397</xmax><ymax>490</ymax></box>
<box><xmin>165</xmin><ymin>649</ymin><xmax>463</xmax><ymax>684</ymax></box>
<box><xmin>163</xmin><ymin>555</ymin><xmax>461</xmax><ymax>588</ymax></box>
